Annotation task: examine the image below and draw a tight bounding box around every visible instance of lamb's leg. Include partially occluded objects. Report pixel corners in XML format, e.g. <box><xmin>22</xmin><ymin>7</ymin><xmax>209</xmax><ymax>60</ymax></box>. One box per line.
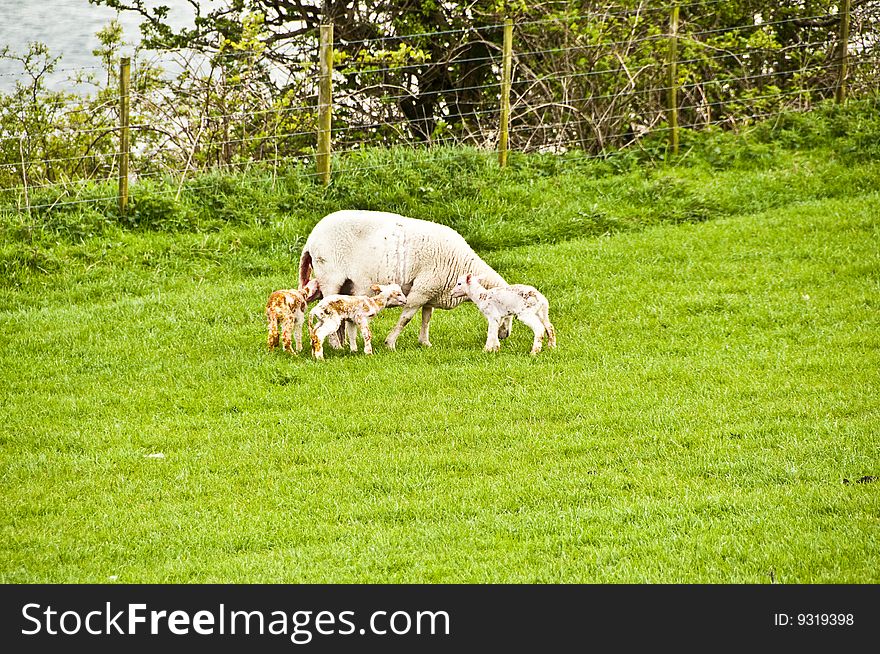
<box><xmin>267</xmin><ymin>314</ymin><xmax>280</xmax><ymax>351</ymax></box>
<box><xmin>358</xmin><ymin>317</ymin><xmax>374</xmax><ymax>355</ymax></box>
<box><xmin>345</xmin><ymin>320</ymin><xmax>359</xmax><ymax>352</ymax></box>
<box><xmin>318</xmin><ymin>277</ymin><xmax>346</xmax><ymax>350</ymax></box>
<box><xmin>418</xmin><ymin>306</ymin><xmax>433</xmax><ymax>347</ymax></box>
<box><xmin>309</xmin><ymin>321</ymin><xmax>323</xmax><ymax>360</ymax></box>
<box><xmin>518</xmin><ymin>312</ymin><xmax>546</xmax><ymax>355</ymax></box>
<box><xmin>281</xmin><ymin>313</ymin><xmax>294</xmax><ymax>353</ymax></box>
<box><xmin>484</xmin><ymin>317</ymin><xmax>501</xmax><ymax>353</ymax></box>
<box><xmin>293</xmin><ymin>312</ymin><xmax>304</xmax><ymax>353</ymax></box>
<box><xmin>312</xmin><ymin>317</ymin><xmax>341</xmax><ymax>361</ymax></box>
<box><xmin>539</xmin><ymin>304</ymin><xmax>556</xmax><ymax>349</ymax></box>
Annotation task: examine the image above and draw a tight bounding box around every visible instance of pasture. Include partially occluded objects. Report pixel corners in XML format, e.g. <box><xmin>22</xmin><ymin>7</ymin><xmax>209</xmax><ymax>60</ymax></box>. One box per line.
<box><xmin>1</xmin><ymin>105</ymin><xmax>879</xmax><ymax>582</ymax></box>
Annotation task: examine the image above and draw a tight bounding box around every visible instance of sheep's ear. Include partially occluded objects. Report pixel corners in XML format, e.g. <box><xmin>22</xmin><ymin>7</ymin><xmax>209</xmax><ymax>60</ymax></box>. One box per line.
<box><xmin>466</xmin><ymin>274</ymin><xmax>472</xmax><ymax>284</ymax></box>
<box><xmin>370</xmin><ymin>284</ymin><xmax>381</xmax><ymax>293</ymax></box>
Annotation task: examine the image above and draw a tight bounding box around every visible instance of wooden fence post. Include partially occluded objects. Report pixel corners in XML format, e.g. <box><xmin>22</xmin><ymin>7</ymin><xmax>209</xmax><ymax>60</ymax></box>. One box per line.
<box><xmin>498</xmin><ymin>18</ymin><xmax>514</xmax><ymax>167</ymax></box>
<box><xmin>667</xmin><ymin>5</ymin><xmax>680</xmax><ymax>155</ymax></box>
<box><xmin>836</xmin><ymin>0</ymin><xmax>851</xmax><ymax>104</ymax></box>
<box><xmin>317</xmin><ymin>24</ymin><xmax>333</xmax><ymax>185</ymax></box>
<box><xmin>118</xmin><ymin>56</ymin><xmax>130</xmax><ymax>214</ymax></box>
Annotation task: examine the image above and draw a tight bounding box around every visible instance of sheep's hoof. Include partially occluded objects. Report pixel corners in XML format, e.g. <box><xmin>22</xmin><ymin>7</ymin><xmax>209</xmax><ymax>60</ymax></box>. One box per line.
<box><xmin>484</xmin><ymin>345</ymin><xmax>500</xmax><ymax>353</ymax></box>
<box><xmin>419</xmin><ymin>340</ymin><xmax>432</xmax><ymax>348</ymax></box>
<box><xmin>384</xmin><ymin>339</ymin><xmax>397</xmax><ymax>351</ymax></box>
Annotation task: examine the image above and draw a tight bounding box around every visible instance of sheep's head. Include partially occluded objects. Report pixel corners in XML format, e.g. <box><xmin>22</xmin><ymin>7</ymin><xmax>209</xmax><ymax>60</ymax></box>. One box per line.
<box><xmin>450</xmin><ymin>273</ymin><xmax>477</xmax><ymax>300</ymax></box>
<box><xmin>371</xmin><ymin>283</ymin><xmax>407</xmax><ymax>307</ymax></box>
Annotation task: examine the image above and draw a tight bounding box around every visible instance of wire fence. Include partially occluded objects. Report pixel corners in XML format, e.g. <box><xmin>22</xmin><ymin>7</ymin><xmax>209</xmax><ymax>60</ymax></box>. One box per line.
<box><xmin>1</xmin><ymin>1</ymin><xmax>878</xmax><ymax>214</ymax></box>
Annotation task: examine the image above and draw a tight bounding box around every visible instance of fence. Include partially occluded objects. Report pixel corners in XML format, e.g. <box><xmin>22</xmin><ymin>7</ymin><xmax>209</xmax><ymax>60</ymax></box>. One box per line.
<box><xmin>1</xmin><ymin>0</ymin><xmax>878</xmax><ymax>214</ymax></box>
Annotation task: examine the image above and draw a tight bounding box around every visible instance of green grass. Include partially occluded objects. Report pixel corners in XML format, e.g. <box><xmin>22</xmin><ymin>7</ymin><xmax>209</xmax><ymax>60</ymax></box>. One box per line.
<box><xmin>1</xmin><ymin>104</ymin><xmax>879</xmax><ymax>582</ymax></box>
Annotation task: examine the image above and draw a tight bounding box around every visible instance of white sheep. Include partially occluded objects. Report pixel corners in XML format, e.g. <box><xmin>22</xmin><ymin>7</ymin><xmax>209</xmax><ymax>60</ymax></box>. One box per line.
<box><xmin>265</xmin><ymin>279</ymin><xmax>319</xmax><ymax>354</ymax></box>
<box><xmin>298</xmin><ymin>210</ymin><xmax>513</xmax><ymax>350</ymax></box>
<box><xmin>451</xmin><ymin>273</ymin><xmax>557</xmax><ymax>355</ymax></box>
<box><xmin>308</xmin><ymin>284</ymin><xmax>407</xmax><ymax>360</ymax></box>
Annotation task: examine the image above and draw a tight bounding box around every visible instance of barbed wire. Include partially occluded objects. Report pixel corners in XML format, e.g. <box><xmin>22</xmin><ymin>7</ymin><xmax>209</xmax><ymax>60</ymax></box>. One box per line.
<box><xmin>6</xmin><ymin>98</ymin><xmax>833</xmax><ymax>212</ymax></box>
<box><xmin>3</xmin><ymin>47</ymin><xmax>869</xmax><ymax>159</ymax></box>
<box><xmin>0</xmin><ymin>80</ymin><xmax>844</xmax><ymax>200</ymax></box>
<box><xmin>0</xmin><ymin>64</ymin><xmax>107</xmax><ymax>79</ymax></box>
<box><xmin>0</xmin><ymin>52</ymin><xmax>866</xmax><ymax>189</ymax></box>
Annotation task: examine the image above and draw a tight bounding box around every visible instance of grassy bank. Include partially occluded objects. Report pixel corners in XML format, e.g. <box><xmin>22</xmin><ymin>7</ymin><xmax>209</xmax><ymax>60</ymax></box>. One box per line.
<box><xmin>1</xmin><ymin>103</ymin><xmax>878</xmax><ymax>582</ymax></box>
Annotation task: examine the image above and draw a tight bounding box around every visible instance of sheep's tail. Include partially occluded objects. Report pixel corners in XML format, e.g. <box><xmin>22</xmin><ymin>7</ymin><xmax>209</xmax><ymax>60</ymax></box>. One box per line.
<box><xmin>299</xmin><ymin>247</ymin><xmax>322</xmax><ymax>302</ymax></box>
<box><xmin>299</xmin><ymin>248</ymin><xmax>312</xmax><ymax>288</ymax></box>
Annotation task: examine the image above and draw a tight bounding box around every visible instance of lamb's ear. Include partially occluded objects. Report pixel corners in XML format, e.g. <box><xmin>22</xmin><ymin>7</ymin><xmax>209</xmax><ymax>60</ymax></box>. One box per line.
<box><xmin>370</xmin><ymin>284</ymin><xmax>382</xmax><ymax>294</ymax></box>
<box><xmin>302</xmin><ymin>279</ymin><xmax>320</xmax><ymax>301</ymax></box>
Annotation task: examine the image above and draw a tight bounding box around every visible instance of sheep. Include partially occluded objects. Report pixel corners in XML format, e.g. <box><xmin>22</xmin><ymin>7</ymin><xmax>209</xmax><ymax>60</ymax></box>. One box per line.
<box><xmin>298</xmin><ymin>210</ymin><xmax>514</xmax><ymax>350</ymax></box>
<box><xmin>308</xmin><ymin>284</ymin><xmax>407</xmax><ymax>360</ymax></box>
<box><xmin>451</xmin><ymin>273</ymin><xmax>557</xmax><ymax>355</ymax></box>
<box><xmin>265</xmin><ymin>279</ymin><xmax>319</xmax><ymax>354</ymax></box>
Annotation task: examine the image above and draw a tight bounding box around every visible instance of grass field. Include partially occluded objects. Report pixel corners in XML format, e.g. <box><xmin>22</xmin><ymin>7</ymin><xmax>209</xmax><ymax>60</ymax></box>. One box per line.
<box><xmin>1</xmin><ymin>103</ymin><xmax>879</xmax><ymax>583</ymax></box>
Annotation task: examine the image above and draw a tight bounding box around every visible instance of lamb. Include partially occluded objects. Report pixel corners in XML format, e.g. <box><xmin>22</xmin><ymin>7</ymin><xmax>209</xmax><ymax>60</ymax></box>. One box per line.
<box><xmin>308</xmin><ymin>284</ymin><xmax>408</xmax><ymax>360</ymax></box>
<box><xmin>265</xmin><ymin>279</ymin><xmax>319</xmax><ymax>354</ymax></box>
<box><xmin>298</xmin><ymin>210</ymin><xmax>513</xmax><ymax>350</ymax></box>
<box><xmin>451</xmin><ymin>274</ymin><xmax>557</xmax><ymax>355</ymax></box>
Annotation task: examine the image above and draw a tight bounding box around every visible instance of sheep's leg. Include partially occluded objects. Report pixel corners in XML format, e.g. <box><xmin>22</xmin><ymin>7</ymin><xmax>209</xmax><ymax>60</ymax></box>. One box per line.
<box><xmin>418</xmin><ymin>306</ymin><xmax>433</xmax><ymax>347</ymax></box>
<box><xmin>484</xmin><ymin>317</ymin><xmax>501</xmax><ymax>353</ymax></box>
<box><xmin>281</xmin><ymin>313</ymin><xmax>294</xmax><ymax>353</ymax></box>
<box><xmin>518</xmin><ymin>312</ymin><xmax>546</xmax><ymax>355</ymax></box>
<box><xmin>385</xmin><ymin>305</ymin><xmax>419</xmax><ymax>350</ymax></box>
<box><xmin>539</xmin><ymin>304</ymin><xmax>556</xmax><ymax>349</ymax></box>
<box><xmin>386</xmin><ymin>290</ymin><xmax>431</xmax><ymax>350</ymax></box>
<box><xmin>267</xmin><ymin>314</ymin><xmax>280</xmax><ymax>351</ymax></box>
<box><xmin>345</xmin><ymin>320</ymin><xmax>359</xmax><ymax>352</ymax></box>
<box><xmin>385</xmin><ymin>306</ymin><xmax>418</xmax><ymax>350</ymax></box>
<box><xmin>358</xmin><ymin>317</ymin><xmax>374</xmax><ymax>355</ymax></box>
<box><xmin>331</xmin><ymin>322</ymin><xmax>349</xmax><ymax>350</ymax></box>
<box><xmin>293</xmin><ymin>312</ymin><xmax>304</xmax><ymax>353</ymax></box>
<box><xmin>498</xmin><ymin>315</ymin><xmax>514</xmax><ymax>340</ymax></box>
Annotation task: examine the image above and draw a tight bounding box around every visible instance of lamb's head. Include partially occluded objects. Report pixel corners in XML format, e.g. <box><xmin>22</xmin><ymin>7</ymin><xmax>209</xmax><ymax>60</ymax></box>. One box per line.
<box><xmin>300</xmin><ymin>278</ymin><xmax>321</xmax><ymax>302</ymax></box>
<box><xmin>450</xmin><ymin>273</ymin><xmax>482</xmax><ymax>300</ymax></box>
<box><xmin>370</xmin><ymin>283</ymin><xmax>407</xmax><ymax>307</ymax></box>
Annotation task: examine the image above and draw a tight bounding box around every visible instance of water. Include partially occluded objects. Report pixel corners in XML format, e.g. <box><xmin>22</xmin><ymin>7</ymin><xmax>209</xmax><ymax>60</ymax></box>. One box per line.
<box><xmin>0</xmin><ymin>0</ymin><xmax>197</xmax><ymax>91</ymax></box>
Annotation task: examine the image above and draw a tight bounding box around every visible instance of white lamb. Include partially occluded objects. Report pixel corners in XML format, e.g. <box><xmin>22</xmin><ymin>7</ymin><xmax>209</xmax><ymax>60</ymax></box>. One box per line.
<box><xmin>451</xmin><ymin>274</ymin><xmax>557</xmax><ymax>355</ymax></box>
<box><xmin>308</xmin><ymin>284</ymin><xmax>407</xmax><ymax>360</ymax></box>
